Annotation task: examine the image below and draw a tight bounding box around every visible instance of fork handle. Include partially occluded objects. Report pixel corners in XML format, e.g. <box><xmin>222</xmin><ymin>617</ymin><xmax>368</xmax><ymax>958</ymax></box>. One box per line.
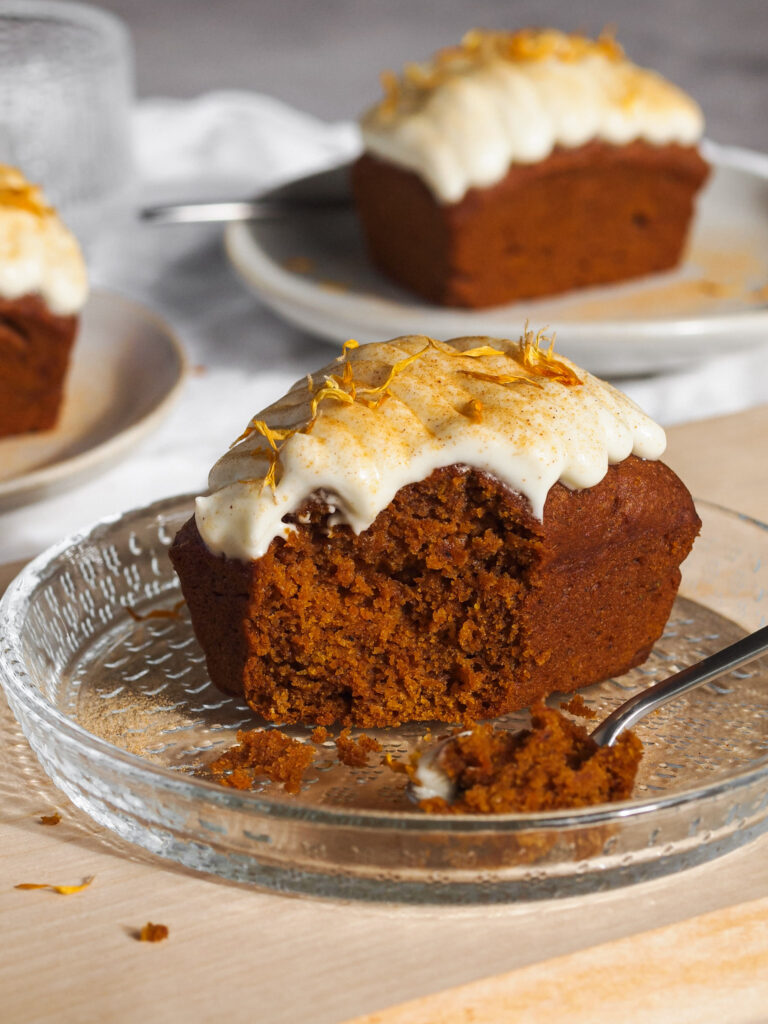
<box><xmin>591</xmin><ymin>624</ymin><xmax>768</xmax><ymax>746</ymax></box>
<box><xmin>140</xmin><ymin>196</ymin><xmax>350</xmax><ymax>224</ymax></box>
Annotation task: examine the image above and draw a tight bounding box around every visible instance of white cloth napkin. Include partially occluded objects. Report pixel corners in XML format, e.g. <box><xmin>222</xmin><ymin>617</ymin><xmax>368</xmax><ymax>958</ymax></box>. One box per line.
<box><xmin>0</xmin><ymin>91</ymin><xmax>766</xmax><ymax>564</ymax></box>
<box><xmin>134</xmin><ymin>90</ymin><xmax>359</xmax><ymax>188</ymax></box>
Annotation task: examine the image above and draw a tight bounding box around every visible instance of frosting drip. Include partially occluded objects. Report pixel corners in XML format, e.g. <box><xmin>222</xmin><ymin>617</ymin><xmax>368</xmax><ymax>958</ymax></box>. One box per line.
<box><xmin>196</xmin><ymin>332</ymin><xmax>666</xmax><ymax>562</ymax></box>
<box><xmin>361</xmin><ymin>29</ymin><xmax>704</xmax><ymax>203</ymax></box>
<box><xmin>0</xmin><ymin>165</ymin><xmax>88</xmax><ymax>315</ymax></box>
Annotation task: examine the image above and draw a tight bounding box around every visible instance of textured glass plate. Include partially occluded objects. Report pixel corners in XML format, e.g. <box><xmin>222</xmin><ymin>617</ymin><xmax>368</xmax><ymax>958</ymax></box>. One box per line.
<box><xmin>1</xmin><ymin>497</ymin><xmax>768</xmax><ymax>904</ymax></box>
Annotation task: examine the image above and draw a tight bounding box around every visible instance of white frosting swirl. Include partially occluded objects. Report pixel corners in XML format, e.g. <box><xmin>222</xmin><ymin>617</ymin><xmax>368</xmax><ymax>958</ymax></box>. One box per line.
<box><xmin>196</xmin><ymin>334</ymin><xmax>666</xmax><ymax>562</ymax></box>
<box><xmin>361</xmin><ymin>30</ymin><xmax>704</xmax><ymax>203</ymax></box>
<box><xmin>0</xmin><ymin>165</ymin><xmax>88</xmax><ymax>315</ymax></box>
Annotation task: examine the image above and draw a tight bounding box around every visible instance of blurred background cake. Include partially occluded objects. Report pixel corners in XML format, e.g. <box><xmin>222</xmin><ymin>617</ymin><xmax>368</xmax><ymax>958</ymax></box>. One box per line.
<box><xmin>0</xmin><ymin>165</ymin><xmax>88</xmax><ymax>438</ymax></box>
<box><xmin>352</xmin><ymin>28</ymin><xmax>710</xmax><ymax>308</ymax></box>
<box><xmin>171</xmin><ymin>330</ymin><xmax>700</xmax><ymax>727</ymax></box>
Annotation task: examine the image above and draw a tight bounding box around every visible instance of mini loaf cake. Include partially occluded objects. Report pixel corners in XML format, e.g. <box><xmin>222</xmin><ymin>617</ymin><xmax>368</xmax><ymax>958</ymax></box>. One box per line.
<box><xmin>170</xmin><ymin>330</ymin><xmax>700</xmax><ymax>728</ymax></box>
<box><xmin>352</xmin><ymin>29</ymin><xmax>710</xmax><ymax>308</ymax></box>
<box><xmin>0</xmin><ymin>165</ymin><xmax>88</xmax><ymax>438</ymax></box>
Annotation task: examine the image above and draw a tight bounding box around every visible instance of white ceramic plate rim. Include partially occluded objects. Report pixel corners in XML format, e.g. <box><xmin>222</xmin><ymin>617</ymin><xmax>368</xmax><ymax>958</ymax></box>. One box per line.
<box><xmin>225</xmin><ymin>140</ymin><xmax>768</xmax><ymax>360</ymax></box>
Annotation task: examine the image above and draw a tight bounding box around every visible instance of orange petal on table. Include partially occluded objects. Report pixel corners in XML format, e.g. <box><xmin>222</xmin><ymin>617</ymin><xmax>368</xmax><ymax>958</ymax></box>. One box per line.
<box><xmin>14</xmin><ymin>876</ymin><xmax>94</xmax><ymax>895</ymax></box>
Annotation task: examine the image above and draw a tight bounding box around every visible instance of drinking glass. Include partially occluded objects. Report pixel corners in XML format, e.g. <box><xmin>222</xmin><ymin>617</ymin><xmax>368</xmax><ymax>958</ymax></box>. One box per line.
<box><xmin>0</xmin><ymin>1</ymin><xmax>134</xmax><ymax>245</ymax></box>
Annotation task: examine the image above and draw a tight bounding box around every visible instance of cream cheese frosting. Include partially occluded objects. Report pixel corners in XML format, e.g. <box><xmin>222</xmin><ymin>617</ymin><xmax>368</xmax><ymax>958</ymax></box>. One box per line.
<box><xmin>361</xmin><ymin>29</ymin><xmax>705</xmax><ymax>204</ymax></box>
<box><xmin>196</xmin><ymin>331</ymin><xmax>666</xmax><ymax>562</ymax></box>
<box><xmin>0</xmin><ymin>165</ymin><xmax>88</xmax><ymax>315</ymax></box>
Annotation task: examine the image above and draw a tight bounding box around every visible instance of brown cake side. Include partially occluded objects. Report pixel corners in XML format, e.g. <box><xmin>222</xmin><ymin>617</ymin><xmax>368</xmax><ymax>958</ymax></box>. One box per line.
<box><xmin>0</xmin><ymin>293</ymin><xmax>78</xmax><ymax>437</ymax></box>
<box><xmin>170</xmin><ymin>456</ymin><xmax>700</xmax><ymax>728</ymax></box>
<box><xmin>351</xmin><ymin>141</ymin><xmax>710</xmax><ymax>308</ymax></box>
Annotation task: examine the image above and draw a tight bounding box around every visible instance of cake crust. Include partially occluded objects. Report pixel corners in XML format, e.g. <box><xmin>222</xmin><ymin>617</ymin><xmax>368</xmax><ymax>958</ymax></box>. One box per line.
<box><xmin>0</xmin><ymin>293</ymin><xmax>77</xmax><ymax>437</ymax></box>
<box><xmin>171</xmin><ymin>456</ymin><xmax>700</xmax><ymax>727</ymax></box>
<box><xmin>352</xmin><ymin>140</ymin><xmax>710</xmax><ymax>308</ymax></box>
<box><xmin>0</xmin><ymin>166</ymin><xmax>87</xmax><ymax>437</ymax></box>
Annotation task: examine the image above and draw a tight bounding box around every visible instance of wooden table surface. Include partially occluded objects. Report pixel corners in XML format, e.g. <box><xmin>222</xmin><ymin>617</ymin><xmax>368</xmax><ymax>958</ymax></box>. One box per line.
<box><xmin>2</xmin><ymin>404</ymin><xmax>768</xmax><ymax>1024</ymax></box>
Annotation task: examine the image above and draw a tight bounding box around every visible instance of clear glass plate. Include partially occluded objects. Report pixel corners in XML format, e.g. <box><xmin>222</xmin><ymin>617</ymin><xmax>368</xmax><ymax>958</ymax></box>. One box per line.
<box><xmin>1</xmin><ymin>496</ymin><xmax>767</xmax><ymax>904</ymax></box>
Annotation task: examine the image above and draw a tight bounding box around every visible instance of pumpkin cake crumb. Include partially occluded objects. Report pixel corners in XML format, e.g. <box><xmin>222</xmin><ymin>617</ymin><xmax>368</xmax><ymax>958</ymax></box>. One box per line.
<box><xmin>559</xmin><ymin>694</ymin><xmax>597</xmax><ymax>719</ymax></box>
<box><xmin>335</xmin><ymin>728</ymin><xmax>382</xmax><ymax>767</ymax></box>
<box><xmin>419</xmin><ymin>702</ymin><xmax>642</xmax><ymax>814</ymax></box>
<box><xmin>209</xmin><ymin>729</ymin><xmax>314</xmax><ymax>795</ymax></box>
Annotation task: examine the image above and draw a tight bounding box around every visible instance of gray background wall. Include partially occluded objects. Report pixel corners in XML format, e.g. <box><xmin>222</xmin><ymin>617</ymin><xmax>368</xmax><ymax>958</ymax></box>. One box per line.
<box><xmin>94</xmin><ymin>0</ymin><xmax>768</xmax><ymax>150</ymax></box>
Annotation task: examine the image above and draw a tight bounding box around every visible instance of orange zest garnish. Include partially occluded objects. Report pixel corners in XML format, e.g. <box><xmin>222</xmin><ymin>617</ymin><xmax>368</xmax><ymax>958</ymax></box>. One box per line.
<box><xmin>231</xmin><ymin>328</ymin><xmax>580</xmax><ymax>496</ymax></box>
<box><xmin>378</xmin><ymin>69</ymin><xmax>401</xmax><ymax>117</ymax></box>
<box><xmin>459</xmin><ymin>368</ymin><xmax>543</xmax><ymax>389</ymax></box>
<box><xmin>349</xmin><ymin>341</ymin><xmax>434</xmax><ymax>408</ymax></box>
<box><xmin>262</xmin><ymin>452</ymin><xmax>280</xmax><ymax>491</ymax></box>
<box><xmin>457</xmin><ymin>343</ymin><xmax>506</xmax><ymax>358</ymax></box>
<box><xmin>229</xmin><ymin>419</ymin><xmax>296</xmax><ymax>492</ymax></box>
<box><xmin>519</xmin><ymin>325</ymin><xmax>582</xmax><ymax>387</ymax></box>
<box><xmin>456</xmin><ymin>327</ymin><xmax>581</xmax><ymax>391</ymax></box>
<box><xmin>15</xmin><ymin>876</ymin><xmax>94</xmax><ymax>895</ymax></box>
<box><xmin>492</xmin><ymin>27</ymin><xmax>623</xmax><ymax>64</ymax></box>
<box><xmin>0</xmin><ymin>166</ymin><xmax>53</xmax><ymax>217</ymax></box>
<box><xmin>309</xmin><ymin>376</ymin><xmax>355</xmax><ymax>418</ymax></box>
<box><xmin>231</xmin><ymin>418</ymin><xmax>293</xmax><ymax>450</ymax></box>
<box><xmin>139</xmin><ymin>922</ymin><xmax>169</xmax><ymax>942</ymax></box>
<box><xmin>377</xmin><ymin>29</ymin><xmax>623</xmax><ymax>112</ymax></box>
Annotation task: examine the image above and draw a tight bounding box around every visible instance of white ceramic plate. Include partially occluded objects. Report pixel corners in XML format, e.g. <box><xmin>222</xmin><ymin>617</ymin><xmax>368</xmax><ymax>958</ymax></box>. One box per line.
<box><xmin>226</xmin><ymin>141</ymin><xmax>768</xmax><ymax>377</ymax></box>
<box><xmin>0</xmin><ymin>289</ymin><xmax>186</xmax><ymax>509</ymax></box>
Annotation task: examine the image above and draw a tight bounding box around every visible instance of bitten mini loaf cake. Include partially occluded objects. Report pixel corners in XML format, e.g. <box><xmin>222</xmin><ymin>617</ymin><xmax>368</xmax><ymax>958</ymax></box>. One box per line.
<box><xmin>170</xmin><ymin>330</ymin><xmax>700</xmax><ymax>728</ymax></box>
<box><xmin>352</xmin><ymin>29</ymin><xmax>710</xmax><ymax>308</ymax></box>
<box><xmin>0</xmin><ymin>165</ymin><xmax>88</xmax><ymax>438</ymax></box>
